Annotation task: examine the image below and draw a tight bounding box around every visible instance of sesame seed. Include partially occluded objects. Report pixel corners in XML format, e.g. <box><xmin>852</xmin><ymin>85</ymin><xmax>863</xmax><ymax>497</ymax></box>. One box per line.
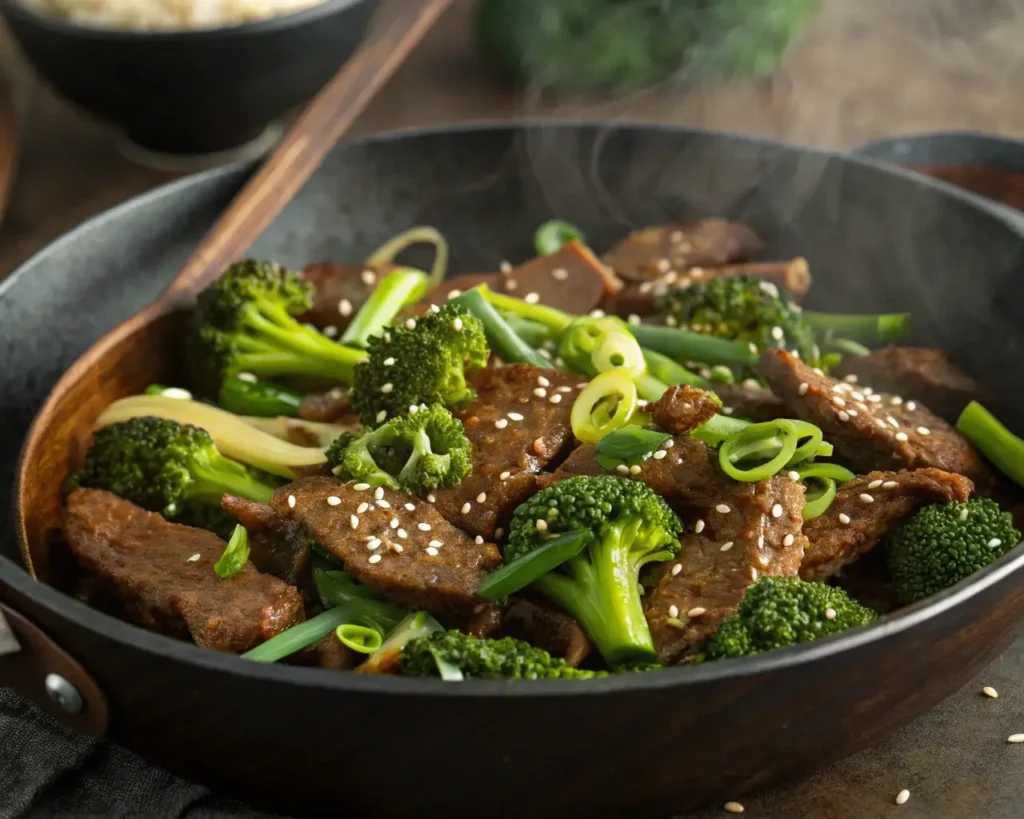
<box><xmin>771</xmin><ymin>326</ymin><xmax>784</xmax><ymax>341</ymax></box>
<box><xmin>916</xmin><ymin>426</ymin><xmax>931</xmax><ymax>436</ymax></box>
<box><xmin>447</xmin><ymin>289</ymin><xmax>462</xmax><ymax>300</ymax></box>
<box><xmin>327</xmin><ymin>496</ymin><xmax>342</xmax><ymax>506</ymax></box>
<box><xmin>749</xmin><ymin>343</ymin><xmax>759</xmax><ymax>356</ymax></box>
<box><xmin>750</xmin><ymin>568</ymin><xmax>759</xmax><ymax>580</ymax></box>
<box><xmin>404</xmin><ymin>318</ymin><xmax>417</xmax><ymax>330</ymax></box>
<box><xmin>392</xmin><ymin>544</ymin><xmax>404</xmax><ymax>553</ymax></box>
<box><xmin>353</xmin><ymin>483</ymin><xmax>370</xmax><ymax>491</ymax></box>
<box><xmin>508</xmin><ymin>412</ymin><xmax>524</xmax><ymax>421</ymax></box>
<box><xmin>783</xmin><ymin>533</ymin><xmax>795</xmax><ymax>547</ymax></box>
<box><xmin>615</xmin><ymin>464</ymin><xmax>630</xmax><ymax>475</ymax></box>
<box><xmin>349</xmin><ymin>515</ymin><xmax>359</xmax><ymax>529</ymax></box>
<box><xmin>425</xmin><ymin>547</ymin><xmax>439</xmax><ymax>557</ymax></box>
<box><xmin>724</xmin><ymin>801</ymin><xmax>745</xmax><ymax>814</ymax></box>
<box><xmin>380</xmin><ymin>383</ymin><xmax>394</xmax><ymax>394</ymax></box>
<box><xmin>287</xmin><ymin>495</ymin><xmax>296</xmax><ymax>509</ymax></box>
<box><xmin>471</xmin><ymin>536</ymin><xmax>483</xmax><ymax>546</ymax></box>
<box><xmin>500</xmin><ymin>471</ymin><xmax>511</xmax><ymax>480</ymax></box>
<box><xmin>686</xmin><ymin>607</ymin><xmax>706</xmax><ymax>618</ymax></box>
<box><xmin>417</xmin><ymin>523</ymin><xmax>431</xmax><ymax>532</ymax></box>
<box><xmin>813</xmin><ymin>368</ymin><xmax>824</xmax><ymax>376</ymax></box>
<box><xmin>788</xmin><ymin>471</ymin><xmax>800</xmax><ymax>481</ymax></box>
<box><xmin>397</xmin><ymin>529</ymin><xmax>408</xmax><ymax>539</ymax></box>
<box><xmin>838</xmin><ymin>411</ymin><xmax>850</xmax><ymax>422</ymax></box>
<box><xmin>771</xmin><ymin>504</ymin><xmax>783</xmax><ymax>518</ymax></box>
<box><xmin>390</xmin><ymin>518</ymin><xmax>399</xmax><ymax>529</ymax></box>
<box><xmin>847</xmin><ymin>409</ymin><xmax>858</xmax><ymax>417</ymax></box>
<box><xmin>825</xmin><ymin>607</ymin><xmax>837</xmax><ymax>620</ymax></box>
<box><xmin>757</xmin><ymin>534</ymin><xmax>765</xmax><ymax>549</ymax></box>
<box><xmin>236</xmin><ymin>372</ymin><xmax>257</xmax><ymax>383</ymax></box>
<box><xmin>860</xmin><ymin>494</ymin><xmax>874</xmax><ymax>504</ymax></box>
<box><xmin>868</xmin><ymin>479</ymin><xmax>883</xmax><ymax>489</ymax></box>
<box><xmin>798</xmin><ymin>382</ymin><xmax>809</xmax><ymax>396</ymax></box>
<box><xmin>374</xmin><ymin>487</ymin><xmax>384</xmax><ymax>500</ymax></box>
<box><xmin>722</xmin><ymin>407</ymin><xmax>734</xmax><ymax>416</ymax></box>
<box><xmin>495</xmin><ymin>418</ymin><xmax>509</xmax><ymax>429</ymax></box>
<box><xmin>376</xmin><ymin>410</ymin><xmax>387</xmax><ymax>424</ymax></box>
<box><xmin>367</xmin><ymin>539</ymin><xmax>381</xmax><ymax>550</ymax></box>
<box><xmin>524</xmin><ymin>292</ymin><xmax>540</xmax><ymax>304</ymax></box>
<box><xmin>356</xmin><ymin>502</ymin><xmax>368</xmax><ymax>513</ymax></box>
<box><xmin>671</xmin><ymin>564</ymin><xmax>683</xmax><ymax>576</ymax></box>
<box><xmin>882</xmin><ymin>481</ymin><xmax>897</xmax><ymax>489</ymax></box>
<box><xmin>452</xmin><ymin>317</ymin><xmax>464</xmax><ymax>331</ymax></box>
<box><xmin>646</xmin><ymin>449</ymin><xmax>665</xmax><ymax>461</ymax></box>
<box><xmin>868</xmin><ymin>394</ymin><xmax>882</xmax><ymax>403</ymax></box>
<box><xmin>477</xmin><ymin>492</ymin><xmax>487</xmax><ymax>503</ymax></box>
<box><xmin>721</xmin><ymin>541</ymin><xmax>734</xmax><ymax>552</ymax></box>
<box><xmin>695</xmin><ymin>519</ymin><xmax>705</xmax><ymax>534</ymax></box>
<box><xmin>892</xmin><ymin>789</ymin><xmax>910</xmax><ymax>806</ymax></box>
<box><xmin>405</xmin><ymin>503</ymin><xmax>416</xmax><ymax>512</ymax></box>
<box><xmin>960</xmin><ymin>507</ymin><xmax>969</xmax><ymax>521</ymax></box>
<box><xmin>839</xmin><ymin>513</ymin><xmax>851</xmax><ymax>525</ymax></box>
<box><xmin>665</xmin><ymin>316</ymin><xmax>678</xmax><ymax>327</ymax></box>
<box><xmin>383</xmin><ymin>357</ymin><xmax>395</xmax><ymax>366</ymax></box>
<box><xmin>552</xmin><ymin>267</ymin><xmax>569</xmax><ymax>281</ymax></box>
<box><xmin>499</xmin><ymin>260</ymin><xmax>513</xmax><ymax>273</ymax></box>
<box><xmin>715</xmin><ymin>503</ymin><xmax>731</xmax><ymax>514</ymax></box>
<box><xmin>1009</xmin><ymin>734</ymin><xmax>1024</xmax><ymax>743</ymax></box>
<box><xmin>906</xmin><ymin>401</ymin><xmax>917</xmax><ymax>411</ymax></box>
<box><xmin>668</xmin><ymin>605</ymin><xmax>679</xmax><ymax>618</ymax></box>
<box><xmin>983</xmin><ymin>686</ymin><xmax>999</xmax><ymax>698</ymax></box>
<box><xmin>549</xmin><ymin>394</ymin><xmax>562</xmax><ymax>404</ymax></box>
<box><xmin>186</xmin><ymin>553</ymin><xmax>201</xmax><ymax>563</ymax></box>
<box><xmin>851</xmin><ymin>391</ymin><xmax>865</xmax><ymax>401</ymax></box>
<box><xmin>536</xmin><ymin>519</ymin><xmax>548</xmax><ymax>532</ymax></box>
<box><xmin>988</xmin><ymin>538</ymin><xmax>1002</xmax><ymax>548</ymax></box>
<box><xmin>742</xmin><ymin>378</ymin><xmax>760</xmax><ymax>391</ymax></box>
<box><xmin>895</xmin><ymin>432</ymin><xmax>909</xmax><ymax>442</ymax></box>
<box><xmin>376</xmin><ymin>499</ymin><xmax>391</xmax><ymax>509</ymax></box>
<box><xmin>505</xmin><ymin>279</ymin><xmax>518</xmax><ymax>291</ymax></box>
<box><xmin>368</xmin><ymin>554</ymin><xmax>382</xmax><ymax>564</ymax></box>
<box><xmin>361</xmin><ymin>270</ymin><xmax>377</xmax><ymax>286</ymax></box>
<box><xmin>338</xmin><ymin>298</ymin><xmax>353</xmax><ymax>317</ymax></box>
<box><xmin>589</xmin><ymin>309</ymin><xmax>606</xmax><ymax>318</ymax></box>
<box><xmin>461</xmin><ymin>502</ymin><xmax>472</xmax><ymax>514</ymax></box>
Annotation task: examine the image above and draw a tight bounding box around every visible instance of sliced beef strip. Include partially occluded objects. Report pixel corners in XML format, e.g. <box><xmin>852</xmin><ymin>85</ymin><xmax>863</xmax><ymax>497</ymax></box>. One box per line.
<box><xmin>272</xmin><ymin>476</ymin><xmax>501</xmax><ymax>615</ymax></box>
<box><xmin>800</xmin><ymin>468</ymin><xmax>973</xmax><ymax>581</ymax></box>
<box><xmin>602</xmin><ymin>219</ymin><xmax>764</xmax><ymax>282</ymax></box>
<box><xmin>501</xmin><ymin>595</ymin><xmax>592</xmax><ymax>668</ymax></box>
<box><xmin>648</xmin><ymin>385</ymin><xmax>720</xmax><ymax>435</ymax></box>
<box><xmin>465</xmin><ymin>603</ymin><xmax>504</xmax><ymax>639</ymax></box>
<box><xmin>430</xmin><ymin>364</ymin><xmax>585</xmax><ymax>539</ymax></box>
<box><xmin>833</xmin><ymin>346</ymin><xmax>993</xmax><ymax>423</ymax></box>
<box><xmin>642</xmin><ymin>476</ymin><xmax>807</xmax><ymax>664</ymax></box>
<box><xmin>298</xmin><ymin>262</ymin><xmax>399</xmax><ymax>335</ymax></box>
<box><xmin>712</xmin><ymin>382</ymin><xmax>788</xmax><ymax>422</ymax></box>
<box><xmin>492</xmin><ymin>241</ymin><xmax>618</xmax><ymax>316</ymax></box>
<box><xmin>221</xmin><ymin>495</ymin><xmax>317</xmax><ymax>611</ymax></box>
<box><xmin>64</xmin><ymin>489</ymin><xmax>304</xmax><ymax>653</ymax></box>
<box><xmin>298</xmin><ymin>387</ymin><xmax>357</xmax><ymax>425</ymax></box>
<box><xmin>419</xmin><ymin>274</ymin><xmax>500</xmax><ymax>310</ymax></box>
<box><xmin>758</xmin><ymin>349</ymin><xmax>994</xmax><ymax>489</ymax></box>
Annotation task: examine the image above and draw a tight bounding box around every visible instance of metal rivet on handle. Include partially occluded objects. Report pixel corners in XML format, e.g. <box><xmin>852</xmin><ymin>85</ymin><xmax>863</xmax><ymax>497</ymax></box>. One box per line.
<box><xmin>44</xmin><ymin>673</ymin><xmax>84</xmax><ymax>715</ymax></box>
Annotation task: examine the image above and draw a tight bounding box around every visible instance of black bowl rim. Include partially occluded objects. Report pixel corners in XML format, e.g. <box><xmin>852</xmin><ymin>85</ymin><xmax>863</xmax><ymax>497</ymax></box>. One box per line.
<box><xmin>0</xmin><ymin>0</ymin><xmax>372</xmax><ymax>40</ymax></box>
<box><xmin>3</xmin><ymin>119</ymin><xmax>1024</xmax><ymax>698</ymax></box>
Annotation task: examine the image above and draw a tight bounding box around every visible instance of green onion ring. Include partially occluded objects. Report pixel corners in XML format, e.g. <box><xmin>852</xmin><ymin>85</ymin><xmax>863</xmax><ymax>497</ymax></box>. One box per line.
<box><xmin>718</xmin><ymin>420</ymin><xmax>799</xmax><ymax>482</ymax></box>
<box><xmin>571</xmin><ymin>369</ymin><xmax>639</xmax><ymax>444</ymax></box>
<box><xmin>802</xmin><ymin>477</ymin><xmax>838</xmax><ymax>520</ymax></box>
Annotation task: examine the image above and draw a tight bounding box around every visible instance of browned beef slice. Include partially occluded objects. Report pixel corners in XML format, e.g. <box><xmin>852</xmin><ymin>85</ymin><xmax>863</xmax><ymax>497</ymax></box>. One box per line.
<box><xmin>801</xmin><ymin>468</ymin><xmax>973</xmax><ymax>581</ymax></box>
<box><xmin>298</xmin><ymin>387</ymin><xmax>360</xmax><ymax>426</ymax></box>
<box><xmin>222</xmin><ymin>495</ymin><xmax>317</xmax><ymax>610</ymax></box>
<box><xmin>431</xmin><ymin>365</ymin><xmax>585</xmax><ymax>539</ymax></box>
<box><xmin>648</xmin><ymin>386</ymin><xmax>720</xmax><ymax>435</ymax></box>
<box><xmin>492</xmin><ymin>241</ymin><xmax>617</xmax><ymax>316</ymax></box>
<box><xmin>271</xmin><ymin>476</ymin><xmax>502</xmax><ymax>615</ymax></box>
<box><xmin>502</xmin><ymin>596</ymin><xmax>592</xmax><ymax>667</ymax></box>
<box><xmin>758</xmin><ymin>349</ymin><xmax>994</xmax><ymax>489</ymax></box>
<box><xmin>64</xmin><ymin>489</ymin><xmax>304</xmax><ymax>653</ymax></box>
<box><xmin>465</xmin><ymin>603</ymin><xmax>504</xmax><ymax>639</ymax></box>
<box><xmin>298</xmin><ymin>262</ymin><xmax>398</xmax><ymax>334</ymax></box>
<box><xmin>712</xmin><ymin>382</ymin><xmax>788</xmax><ymax>422</ymax></box>
<box><xmin>833</xmin><ymin>346</ymin><xmax>992</xmax><ymax>423</ymax></box>
<box><xmin>643</xmin><ymin>476</ymin><xmax>807</xmax><ymax>664</ymax></box>
<box><xmin>602</xmin><ymin>219</ymin><xmax>764</xmax><ymax>282</ymax></box>
<box><xmin>418</xmin><ymin>274</ymin><xmax>500</xmax><ymax>311</ymax></box>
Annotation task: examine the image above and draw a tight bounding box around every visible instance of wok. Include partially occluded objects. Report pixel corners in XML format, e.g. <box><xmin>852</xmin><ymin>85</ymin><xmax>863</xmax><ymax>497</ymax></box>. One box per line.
<box><xmin>2</xmin><ymin>122</ymin><xmax>1024</xmax><ymax>819</ymax></box>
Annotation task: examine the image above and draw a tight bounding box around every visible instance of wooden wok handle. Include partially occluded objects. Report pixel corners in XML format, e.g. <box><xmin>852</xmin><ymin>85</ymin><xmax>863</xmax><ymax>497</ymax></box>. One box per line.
<box><xmin>163</xmin><ymin>0</ymin><xmax>454</xmax><ymax>303</ymax></box>
<box><xmin>0</xmin><ymin>602</ymin><xmax>109</xmax><ymax>737</ymax></box>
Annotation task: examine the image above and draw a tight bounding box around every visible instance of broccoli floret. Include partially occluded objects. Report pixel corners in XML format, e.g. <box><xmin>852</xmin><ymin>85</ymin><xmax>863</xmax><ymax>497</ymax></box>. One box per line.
<box><xmin>656</xmin><ymin>276</ymin><xmax>818</xmax><ymax>364</ymax></box>
<box><xmin>325</xmin><ymin>404</ymin><xmax>472</xmax><ymax>493</ymax></box>
<box><xmin>703</xmin><ymin>577</ymin><xmax>878</xmax><ymax>660</ymax></box>
<box><xmin>507</xmin><ymin>475</ymin><xmax>682</xmax><ymax>667</ymax></box>
<box><xmin>401</xmin><ymin>630</ymin><xmax>604</xmax><ymax>680</ymax></box>
<box><xmin>186</xmin><ymin>259</ymin><xmax>366</xmax><ymax>400</ymax></box>
<box><xmin>887</xmin><ymin>498</ymin><xmax>1020</xmax><ymax>605</ymax></box>
<box><xmin>350</xmin><ymin>303</ymin><xmax>489</xmax><ymax>426</ymax></box>
<box><xmin>75</xmin><ymin>417</ymin><xmax>278</xmax><ymax>538</ymax></box>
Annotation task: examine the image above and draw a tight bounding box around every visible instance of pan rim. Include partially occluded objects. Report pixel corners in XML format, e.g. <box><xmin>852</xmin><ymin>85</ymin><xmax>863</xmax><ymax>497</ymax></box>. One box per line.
<box><xmin>4</xmin><ymin>119</ymin><xmax>1024</xmax><ymax>696</ymax></box>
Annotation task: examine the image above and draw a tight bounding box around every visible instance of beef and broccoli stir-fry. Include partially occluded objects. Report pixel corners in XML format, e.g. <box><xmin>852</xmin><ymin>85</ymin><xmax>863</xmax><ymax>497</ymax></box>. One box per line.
<box><xmin>59</xmin><ymin>218</ymin><xmax>1024</xmax><ymax>679</ymax></box>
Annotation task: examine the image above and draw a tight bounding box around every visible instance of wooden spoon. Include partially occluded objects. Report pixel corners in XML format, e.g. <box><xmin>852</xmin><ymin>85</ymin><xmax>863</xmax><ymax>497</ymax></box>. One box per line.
<box><xmin>14</xmin><ymin>0</ymin><xmax>454</xmax><ymax>581</ymax></box>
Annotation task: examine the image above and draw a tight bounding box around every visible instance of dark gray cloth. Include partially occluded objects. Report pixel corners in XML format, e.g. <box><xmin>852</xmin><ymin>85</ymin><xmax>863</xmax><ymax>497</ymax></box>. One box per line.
<box><xmin>0</xmin><ymin>687</ymin><xmax>281</xmax><ymax>819</ymax></box>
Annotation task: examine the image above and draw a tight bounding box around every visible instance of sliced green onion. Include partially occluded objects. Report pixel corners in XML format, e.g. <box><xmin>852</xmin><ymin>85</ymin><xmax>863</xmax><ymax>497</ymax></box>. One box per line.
<box><xmin>786</xmin><ymin>420</ymin><xmax>825</xmax><ymax>467</ymax></box>
<box><xmin>719</xmin><ymin>420</ymin><xmax>799</xmax><ymax>482</ymax></box>
<box><xmin>358</xmin><ymin>611</ymin><xmax>445</xmax><ymax>674</ymax></box>
<box><xmin>594</xmin><ymin>427</ymin><xmax>672</xmax><ymax>471</ymax></box>
<box><xmin>341</xmin><ymin>267</ymin><xmax>429</xmax><ymax>348</ymax></box>
<box><xmin>478</xmin><ymin>285</ymin><xmax>574</xmax><ymax>334</ymax></box>
<box><xmin>214</xmin><ymin>524</ymin><xmax>250</xmax><ymax>579</ymax></box>
<box><xmin>826</xmin><ymin>338</ymin><xmax>872</xmax><ymax>357</ymax></box>
<box><xmin>795</xmin><ymin>463</ymin><xmax>857</xmax><ymax>483</ymax></box>
<box><xmin>802</xmin><ymin>311</ymin><xmax>912</xmax><ymax>346</ymax></box>
<box><xmin>802</xmin><ymin>477</ymin><xmax>838</xmax><ymax>520</ymax></box>
<box><xmin>593</xmin><ymin>330</ymin><xmax>646</xmax><ymax>376</ymax></box>
<box><xmin>641</xmin><ymin>348</ymin><xmax>708</xmax><ymax>388</ymax></box>
<box><xmin>450</xmin><ymin>287</ymin><xmax>549</xmax><ymax>368</ymax></box>
<box><xmin>479</xmin><ymin>529</ymin><xmax>593</xmax><ymax>600</ymax></box>
<box><xmin>242</xmin><ymin>606</ymin><xmax>354</xmax><ymax>663</ymax></box>
<box><xmin>708</xmin><ymin>365</ymin><xmax>736</xmax><ymax>384</ymax></box>
<box><xmin>314</xmin><ymin>566</ymin><xmax>377</xmax><ymax>606</ymax></box>
<box><xmin>571</xmin><ymin>368</ymin><xmax>639</xmax><ymax>444</ymax></box>
<box><xmin>535</xmin><ymin>219</ymin><xmax>585</xmax><ymax>255</ymax></box>
<box><xmin>218</xmin><ymin>377</ymin><xmax>303</xmax><ymax>417</ymax></box>
<box><xmin>430</xmin><ymin>646</ymin><xmax>466</xmax><ymax>681</ymax></box>
<box><xmin>957</xmin><ymin>401</ymin><xmax>1024</xmax><ymax>490</ymax></box>
<box><xmin>630</xmin><ymin>323</ymin><xmax>759</xmax><ymax>369</ymax></box>
<box><xmin>366</xmin><ymin>226</ymin><xmax>449</xmax><ymax>288</ymax></box>
<box><xmin>558</xmin><ymin>316</ymin><xmax>629</xmax><ymax>376</ymax></box>
<box><xmin>503</xmin><ymin>314</ymin><xmax>557</xmax><ymax>347</ymax></box>
<box><xmin>336</xmin><ymin>624</ymin><xmax>383</xmax><ymax>654</ymax></box>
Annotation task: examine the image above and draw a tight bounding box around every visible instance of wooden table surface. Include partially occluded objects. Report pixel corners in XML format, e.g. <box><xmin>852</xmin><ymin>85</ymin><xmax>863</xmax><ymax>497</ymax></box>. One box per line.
<box><xmin>4</xmin><ymin>0</ymin><xmax>1024</xmax><ymax>278</ymax></box>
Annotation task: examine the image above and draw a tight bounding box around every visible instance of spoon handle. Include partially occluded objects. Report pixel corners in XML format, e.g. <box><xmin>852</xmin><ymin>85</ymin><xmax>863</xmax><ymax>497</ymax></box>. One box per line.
<box><xmin>164</xmin><ymin>0</ymin><xmax>454</xmax><ymax>302</ymax></box>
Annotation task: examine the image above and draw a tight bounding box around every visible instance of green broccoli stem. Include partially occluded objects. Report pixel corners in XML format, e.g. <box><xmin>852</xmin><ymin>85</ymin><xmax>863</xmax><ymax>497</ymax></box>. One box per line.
<box><xmin>801</xmin><ymin>311</ymin><xmax>911</xmax><ymax>346</ymax></box>
<box><xmin>341</xmin><ymin>267</ymin><xmax>429</xmax><ymax>349</ymax></box>
<box><xmin>630</xmin><ymin>323</ymin><xmax>760</xmax><ymax>369</ymax></box>
<box><xmin>477</xmin><ymin>285</ymin><xmax>574</xmax><ymax>334</ymax></box>
<box><xmin>957</xmin><ymin>401</ymin><xmax>1024</xmax><ymax>490</ymax></box>
<box><xmin>534</xmin><ymin>518</ymin><xmax>658</xmax><ymax>667</ymax></box>
<box><xmin>450</xmin><ymin>288</ymin><xmax>551</xmax><ymax>368</ymax></box>
<box><xmin>184</xmin><ymin>456</ymin><xmax>276</xmax><ymax>508</ymax></box>
<box><xmin>642</xmin><ymin>348</ymin><xmax>708</xmax><ymax>389</ymax></box>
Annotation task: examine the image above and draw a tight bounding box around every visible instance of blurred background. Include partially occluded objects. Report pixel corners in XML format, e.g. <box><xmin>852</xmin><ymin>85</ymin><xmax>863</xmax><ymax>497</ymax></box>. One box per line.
<box><xmin>2</xmin><ymin>0</ymin><xmax>1024</xmax><ymax>277</ymax></box>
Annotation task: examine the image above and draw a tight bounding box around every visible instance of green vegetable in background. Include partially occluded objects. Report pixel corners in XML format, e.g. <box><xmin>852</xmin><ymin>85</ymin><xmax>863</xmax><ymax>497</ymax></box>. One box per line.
<box><xmin>476</xmin><ymin>0</ymin><xmax>820</xmax><ymax>95</ymax></box>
